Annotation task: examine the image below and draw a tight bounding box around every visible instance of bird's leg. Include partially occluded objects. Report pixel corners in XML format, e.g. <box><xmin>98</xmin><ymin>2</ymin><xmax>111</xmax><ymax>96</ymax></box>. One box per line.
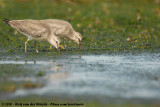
<box><xmin>56</xmin><ymin>41</ymin><xmax>60</xmax><ymax>54</ymax></box>
<box><xmin>78</xmin><ymin>38</ymin><xmax>82</xmax><ymax>50</ymax></box>
<box><xmin>25</xmin><ymin>39</ymin><xmax>29</xmax><ymax>53</ymax></box>
<box><xmin>57</xmin><ymin>47</ymin><xmax>60</xmax><ymax>54</ymax></box>
<box><xmin>34</xmin><ymin>41</ymin><xmax>39</xmax><ymax>53</ymax></box>
<box><xmin>50</xmin><ymin>45</ymin><xmax>52</xmax><ymax>49</ymax></box>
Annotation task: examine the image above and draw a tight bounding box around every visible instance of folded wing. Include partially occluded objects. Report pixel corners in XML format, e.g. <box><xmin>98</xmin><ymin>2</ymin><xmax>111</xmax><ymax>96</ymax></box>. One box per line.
<box><xmin>9</xmin><ymin>20</ymin><xmax>50</xmax><ymax>38</ymax></box>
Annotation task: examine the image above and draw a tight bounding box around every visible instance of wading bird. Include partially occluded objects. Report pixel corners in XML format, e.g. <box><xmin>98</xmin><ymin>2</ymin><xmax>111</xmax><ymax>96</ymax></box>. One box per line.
<box><xmin>42</xmin><ymin>19</ymin><xmax>83</xmax><ymax>50</ymax></box>
<box><xmin>2</xmin><ymin>18</ymin><xmax>61</xmax><ymax>53</ymax></box>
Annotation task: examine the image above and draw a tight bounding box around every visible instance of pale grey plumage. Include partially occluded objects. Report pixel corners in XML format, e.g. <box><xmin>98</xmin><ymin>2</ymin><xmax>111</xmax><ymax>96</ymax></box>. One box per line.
<box><xmin>3</xmin><ymin>19</ymin><xmax>61</xmax><ymax>53</ymax></box>
<box><xmin>9</xmin><ymin>20</ymin><xmax>51</xmax><ymax>41</ymax></box>
<box><xmin>3</xmin><ymin>18</ymin><xmax>82</xmax><ymax>53</ymax></box>
<box><xmin>42</xmin><ymin>19</ymin><xmax>83</xmax><ymax>49</ymax></box>
<box><xmin>42</xmin><ymin>19</ymin><xmax>74</xmax><ymax>38</ymax></box>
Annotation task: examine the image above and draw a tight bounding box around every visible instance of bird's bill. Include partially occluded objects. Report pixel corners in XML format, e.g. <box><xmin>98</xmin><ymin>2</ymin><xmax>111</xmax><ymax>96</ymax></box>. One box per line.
<box><xmin>57</xmin><ymin>47</ymin><xmax>60</xmax><ymax>54</ymax></box>
<box><xmin>79</xmin><ymin>43</ymin><xmax>82</xmax><ymax>50</ymax></box>
<box><xmin>56</xmin><ymin>41</ymin><xmax>60</xmax><ymax>54</ymax></box>
<box><xmin>78</xmin><ymin>38</ymin><xmax>82</xmax><ymax>50</ymax></box>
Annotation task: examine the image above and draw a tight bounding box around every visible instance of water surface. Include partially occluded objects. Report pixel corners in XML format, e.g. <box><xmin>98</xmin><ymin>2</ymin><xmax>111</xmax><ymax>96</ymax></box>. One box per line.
<box><xmin>0</xmin><ymin>53</ymin><xmax>160</xmax><ymax>103</ymax></box>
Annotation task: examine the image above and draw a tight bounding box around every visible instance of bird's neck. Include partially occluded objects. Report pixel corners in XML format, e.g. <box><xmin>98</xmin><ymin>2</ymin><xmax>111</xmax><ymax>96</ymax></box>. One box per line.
<box><xmin>67</xmin><ymin>31</ymin><xmax>75</xmax><ymax>40</ymax></box>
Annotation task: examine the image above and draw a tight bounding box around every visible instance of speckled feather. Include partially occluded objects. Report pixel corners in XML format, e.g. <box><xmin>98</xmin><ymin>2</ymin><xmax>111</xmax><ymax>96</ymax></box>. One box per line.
<box><xmin>6</xmin><ymin>19</ymin><xmax>82</xmax><ymax>50</ymax></box>
<box><xmin>41</xmin><ymin>19</ymin><xmax>74</xmax><ymax>38</ymax></box>
<box><xmin>9</xmin><ymin>20</ymin><xmax>51</xmax><ymax>40</ymax></box>
<box><xmin>41</xmin><ymin>19</ymin><xmax>83</xmax><ymax>46</ymax></box>
<box><xmin>8</xmin><ymin>19</ymin><xmax>75</xmax><ymax>40</ymax></box>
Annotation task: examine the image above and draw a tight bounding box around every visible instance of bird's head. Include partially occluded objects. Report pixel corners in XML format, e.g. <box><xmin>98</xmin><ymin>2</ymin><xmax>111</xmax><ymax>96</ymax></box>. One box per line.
<box><xmin>52</xmin><ymin>36</ymin><xmax>61</xmax><ymax>54</ymax></box>
<box><xmin>72</xmin><ymin>31</ymin><xmax>83</xmax><ymax>50</ymax></box>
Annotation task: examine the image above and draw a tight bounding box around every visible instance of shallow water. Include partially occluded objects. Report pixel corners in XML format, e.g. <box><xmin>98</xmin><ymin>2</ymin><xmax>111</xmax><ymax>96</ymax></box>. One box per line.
<box><xmin>0</xmin><ymin>53</ymin><xmax>160</xmax><ymax>103</ymax></box>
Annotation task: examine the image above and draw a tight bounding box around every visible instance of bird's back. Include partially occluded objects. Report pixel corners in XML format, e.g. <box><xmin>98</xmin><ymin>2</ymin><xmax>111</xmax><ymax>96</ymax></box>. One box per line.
<box><xmin>42</xmin><ymin>19</ymin><xmax>74</xmax><ymax>37</ymax></box>
<box><xmin>44</xmin><ymin>19</ymin><xmax>72</xmax><ymax>27</ymax></box>
<box><xmin>9</xmin><ymin>20</ymin><xmax>51</xmax><ymax>38</ymax></box>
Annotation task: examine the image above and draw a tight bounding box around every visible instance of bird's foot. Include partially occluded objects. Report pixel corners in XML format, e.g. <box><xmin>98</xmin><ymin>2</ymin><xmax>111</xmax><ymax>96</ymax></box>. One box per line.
<box><xmin>36</xmin><ymin>49</ymin><xmax>39</xmax><ymax>53</ymax></box>
<box><xmin>49</xmin><ymin>45</ymin><xmax>52</xmax><ymax>50</ymax></box>
<box><xmin>60</xmin><ymin>45</ymin><xmax>65</xmax><ymax>50</ymax></box>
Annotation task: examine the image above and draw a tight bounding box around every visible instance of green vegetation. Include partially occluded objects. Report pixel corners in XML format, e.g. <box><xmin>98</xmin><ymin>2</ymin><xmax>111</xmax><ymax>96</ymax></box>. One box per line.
<box><xmin>0</xmin><ymin>0</ymin><xmax>160</xmax><ymax>106</ymax></box>
<box><xmin>0</xmin><ymin>96</ymin><xmax>158</xmax><ymax>107</ymax></box>
<box><xmin>0</xmin><ymin>0</ymin><xmax>160</xmax><ymax>53</ymax></box>
<box><xmin>0</xmin><ymin>64</ymin><xmax>44</xmax><ymax>92</ymax></box>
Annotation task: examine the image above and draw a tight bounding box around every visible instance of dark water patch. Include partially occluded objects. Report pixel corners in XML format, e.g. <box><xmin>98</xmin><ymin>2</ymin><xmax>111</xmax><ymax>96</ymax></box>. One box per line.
<box><xmin>0</xmin><ymin>53</ymin><xmax>160</xmax><ymax>104</ymax></box>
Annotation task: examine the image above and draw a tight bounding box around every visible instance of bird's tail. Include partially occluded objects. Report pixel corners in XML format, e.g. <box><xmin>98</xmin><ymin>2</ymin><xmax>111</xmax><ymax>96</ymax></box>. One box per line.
<box><xmin>2</xmin><ymin>18</ymin><xmax>11</xmax><ymax>25</ymax></box>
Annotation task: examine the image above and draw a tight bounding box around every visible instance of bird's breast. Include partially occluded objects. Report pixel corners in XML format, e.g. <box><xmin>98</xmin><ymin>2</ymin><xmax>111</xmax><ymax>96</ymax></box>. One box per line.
<box><xmin>17</xmin><ymin>30</ymin><xmax>47</xmax><ymax>41</ymax></box>
<box><xmin>57</xmin><ymin>34</ymin><xmax>66</xmax><ymax>38</ymax></box>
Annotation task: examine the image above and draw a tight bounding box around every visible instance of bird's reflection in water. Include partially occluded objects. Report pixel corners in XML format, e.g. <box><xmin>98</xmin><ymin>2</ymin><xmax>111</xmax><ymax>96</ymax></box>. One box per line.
<box><xmin>13</xmin><ymin>60</ymin><xmax>70</xmax><ymax>97</ymax></box>
<box><xmin>45</xmin><ymin>72</ymin><xmax>70</xmax><ymax>82</ymax></box>
<box><xmin>49</xmin><ymin>60</ymin><xmax>54</xmax><ymax>65</ymax></box>
<box><xmin>45</xmin><ymin>60</ymin><xmax>70</xmax><ymax>83</ymax></box>
<box><xmin>13</xmin><ymin>72</ymin><xmax>70</xmax><ymax>97</ymax></box>
<box><xmin>25</xmin><ymin>60</ymin><xmax>28</xmax><ymax>64</ymax></box>
<box><xmin>24</xmin><ymin>60</ymin><xmax>37</xmax><ymax>64</ymax></box>
<box><xmin>71</xmin><ymin>55</ymin><xmax>82</xmax><ymax>59</ymax></box>
<box><xmin>51</xmin><ymin>66</ymin><xmax>61</xmax><ymax>71</ymax></box>
<box><xmin>24</xmin><ymin>59</ymin><xmax>70</xmax><ymax>82</ymax></box>
<box><xmin>34</xmin><ymin>60</ymin><xmax>36</xmax><ymax>64</ymax></box>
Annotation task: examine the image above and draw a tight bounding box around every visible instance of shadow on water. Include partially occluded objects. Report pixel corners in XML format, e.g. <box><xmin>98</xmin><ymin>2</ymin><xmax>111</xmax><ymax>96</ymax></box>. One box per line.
<box><xmin>0</xmin><ymin>53</ymin><xmax>160</xmax><ymax>104</ymax></box>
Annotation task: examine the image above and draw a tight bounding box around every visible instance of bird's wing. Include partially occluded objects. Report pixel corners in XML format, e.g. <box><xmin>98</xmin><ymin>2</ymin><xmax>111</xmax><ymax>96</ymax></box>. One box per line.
<box><xmin>41</xmin><ymin>19</ymin><xmax>73</xmax><ymax>36</ymax></box>
<box><xmin>9</xmin><ymin>20</ymin><xmax>50</xmax><ymax>37</ymax></box>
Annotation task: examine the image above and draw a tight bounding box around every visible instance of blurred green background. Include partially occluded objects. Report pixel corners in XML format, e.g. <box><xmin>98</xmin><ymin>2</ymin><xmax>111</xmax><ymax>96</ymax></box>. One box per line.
<box><xmin>0</xmin><ymin>0</ymin><xmax>160</xmax><ymax>107</ymax></box>
<box><xmin>0</xmin><ymin>0</ymin><xmax>160</xmax><ymax>53</ymax></box>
